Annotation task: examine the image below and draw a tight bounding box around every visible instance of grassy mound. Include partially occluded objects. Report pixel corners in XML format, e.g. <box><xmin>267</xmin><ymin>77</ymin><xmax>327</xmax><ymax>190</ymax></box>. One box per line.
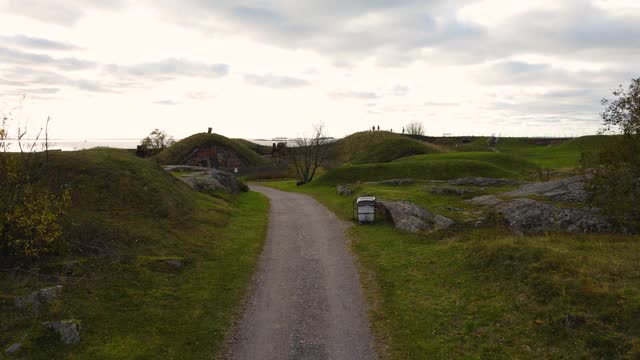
<box><xmin>496</xmin><ymin>135</ymin><xmax>617</xmax><ymax>168</ymax></box>
<box><xmin>316</xmin><ymin>159</ymin><xmax>518</xmax><ymax>185</ymax></box>
<box><xmin>1</xmin><ymin>148</ymin><xmax>269</xmax><ymax>358</ymax></box>
<box><xmin>233</xmin><ymin>138</ymin><xmax>273</xmax><ymax>156</ymax></box>
<box><xmin>153</xmin><ymin>133</ymin><xmax>268</xmax><ymax>166</ymax></box>
<box><xmin>328</xmin><ymin>131</ymin><xmax>442</xmax><ymax>165</ymax></box>
<box><xmin>395</xmin><ymin>152</ymin><xmax>540</xmax><ymax>173</ymax></box>
<box><xmin>316</xmin><ymin>151</ymin><xmax>538</xmax><ymax>185</ymax></box>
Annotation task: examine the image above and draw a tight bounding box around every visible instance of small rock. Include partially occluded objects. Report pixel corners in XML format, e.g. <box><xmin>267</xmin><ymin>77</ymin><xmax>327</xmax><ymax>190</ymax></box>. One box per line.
<box><xmin>15</xmin><ymin>285</ymin><xmax>63</xmax><ymax>312</ymax></box>
<box><xmin>164</xmin><ymin>259</ymin><xmax>183</xmax><ymax>269</ymax></box>
<box><xmin>43</xmin><ymin>320</ymin><xmax>81</xmax><ymax>344</ymax></box>
<box><xmin>446</xmin><ymin>206</ymin><xmax>465</xmax><ymax>212</ymax></box>
<box><xmin>336</xmin><ymin>184</ymin><xmax>354</xmax><ymax>196</ymax></box>
<box><xmin>430</xmin><ymin>186</ymin><xmax>466</xmax><ymax>196</ymax></box>
<box><xmin>448</xmin><ymin>177</ymin><xmax>528</xmax><ymax>187</ymax></box>
<box><xmin>563</xmin><ymin>313</ymin><xmax>586</xmax><ymax>328</ymax></box>
<box><xmin>467</xmin><ymin>195</ymin><xmax>504</xmax><ymax>207</ymax></box>
<box><xmin>64</xmin><ymin>261</ymin><xmax>81</xmax><ymax>276</ymax></box>
<box><xmin>5</xmin><ymin>343</ymin><xmax>22</xmax><ymax>355</ymax></box>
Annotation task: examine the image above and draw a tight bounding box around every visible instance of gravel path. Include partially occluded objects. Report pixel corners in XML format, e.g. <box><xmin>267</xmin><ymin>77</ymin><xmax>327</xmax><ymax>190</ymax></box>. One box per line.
<box><xmin>227</xmin><ymin>185</ymin><xmax>376</xmax><ymax>360</ymax></box>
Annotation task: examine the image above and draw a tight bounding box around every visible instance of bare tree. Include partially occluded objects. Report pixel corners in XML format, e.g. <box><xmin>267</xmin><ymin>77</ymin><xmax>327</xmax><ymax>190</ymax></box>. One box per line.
<box><xmin>290</xmin><ymin>123</ymin><xmax>331</xmax><ymax>185</ymax></box>
<box><xmin>405</xmin><ymin>121</ymin><xmax>425</xmax><ymax>136</ymax></box>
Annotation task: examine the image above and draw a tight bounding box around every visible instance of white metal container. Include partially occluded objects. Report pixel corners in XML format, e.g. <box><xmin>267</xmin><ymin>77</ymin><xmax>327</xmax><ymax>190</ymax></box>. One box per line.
<box><xmin>356</xmin><ymin>196</ymin><xmax>376</xmax><ymax>223</ymax></box>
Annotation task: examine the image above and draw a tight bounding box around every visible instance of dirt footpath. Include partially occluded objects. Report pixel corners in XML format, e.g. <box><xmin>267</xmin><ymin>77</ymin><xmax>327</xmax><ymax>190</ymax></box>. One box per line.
<box><xmin>227</xmin><ymin>185</ymin><xmax>376</xmax><ymax>360</ymax></box>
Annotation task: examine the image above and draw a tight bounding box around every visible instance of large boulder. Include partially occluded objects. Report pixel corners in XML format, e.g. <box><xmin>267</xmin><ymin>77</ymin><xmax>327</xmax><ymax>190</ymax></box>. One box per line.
<box><xmin>14</xmin><ymin>285</ymin><xmax>62</xmax><ymax>312</ymax></box>
<box><xmin>494</xmin><ymin>198</ymin><xmax>610</xmax><ymax>234</ymax></box>
<box><xmin>177</xmin><ymin>168</ymin><xmax>247</xmax><ymax>194</ymax></box>
<box><xmin>503</xmin><ymin>176</ymin><xmax>588</xmax><ymax>203</ymax></box>
<box><xmin>448</xmin><ymin>177</ymin><xmax>528</xmax><ymax>187</ymax></box>
<box><xmin>378</xmin><ymin>200</ymin><xmax>455</xmax><ymax>233</ymax></box>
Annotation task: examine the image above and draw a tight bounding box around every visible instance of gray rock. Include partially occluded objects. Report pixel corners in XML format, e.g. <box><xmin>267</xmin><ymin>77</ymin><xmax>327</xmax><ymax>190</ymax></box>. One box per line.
<box><xmin>446</xmin><ymin>206</ymin><xmax>465</xmax><ymax>212</ymax></box>
<box><xmin>377</xmin><ymin>178</ymin><xmax>415</xmax><ymax>186</ymax></box>
<box><xmin>164</xmin><ymin>259</ymin><xmax>183</xmax><ymax>269</ymax></box>
<box><xmin>378</xmin><ymin>200</ymin><xmax>455</xmax><ymax>233</ymax></box>
<box><xmin>434</xmin><ymin>215</ymin><xmax>456</xmax><ymax>230</ymax></box>
<box><xmin>430</xmin><ymin>186</ymin><xmax>466</xmax><ymax>196</ymax></box>
<box><xmin>448</xmin><ymin>177</ymin><xmax>528</xmax><ymax>187</ymax></box>
<box><xmin>468</xmin><ymin>195</ymin><xmax>505</xmax><ymax>207</ymax></box>
<box><xmin>503</xmin><ymin>176</ymin><xmax>588</xmax><ymax>202</ymax></box>
<box><xmin>496</xmin><ymin>198</ymin><xmax>611</xmax><ymax>234</ymax></box>
<box><xmin>14</xmin><ymin>285</ymin><xmax>62</xmax><ymax>312</ymax></box>
<box><xmin>5</xmin><ymin>343</ymin><xmax>22</xmax><ymax>355</ymax></box>
<box><xmin>43</xmin><ymin>320</ymin><xmax>81</xmax><ymax>344</ymax></box>
<box><xmin>336</xmin><ymin>184</ymin><xmax>354</xmax><ymax>196</ymax></box>
<box><xmin>179</xmin><ymin>168</ymin><xmax>247</xmax><ymax>194</ymax></box>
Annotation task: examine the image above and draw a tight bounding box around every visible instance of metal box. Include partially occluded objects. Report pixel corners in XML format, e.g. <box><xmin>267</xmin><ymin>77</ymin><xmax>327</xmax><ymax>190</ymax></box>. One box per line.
<box><xmin>355</xmin><ymin>196</ymin><xmax>376</xmax><ymax>223</ymax></box>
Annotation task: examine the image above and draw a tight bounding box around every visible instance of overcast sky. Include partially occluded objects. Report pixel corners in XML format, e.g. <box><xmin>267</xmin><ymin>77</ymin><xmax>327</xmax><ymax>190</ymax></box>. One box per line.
<box><xmin>0</xmin><ymin>0</ymin><xmax>638</xmax><ymax>140</ymax></box>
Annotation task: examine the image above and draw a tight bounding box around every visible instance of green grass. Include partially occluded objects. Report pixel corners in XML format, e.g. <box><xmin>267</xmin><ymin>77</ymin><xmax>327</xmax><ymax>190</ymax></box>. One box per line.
<box><xmin>153</xmin><ymin>132</ymin><xmax>268</xmax><ymax>166</ymax></box>
<box><xmin>1</xmin><ymin>149</ymin><xmax>270</xmax><ymax>359</ymax></box>
<box><xmin>259</xmin><ymin>180</ymin><xmax>640</xmax><ymax>359</ymax></box>
<box><xmin>316</xmin><ymin>158</ymin><xmax>522</xmax><ymax>186</ymax></box>
<box><xmin>496</xmin><ymin>136</ymin><xmax>617</xmax><ymax>169</ymax></box>
<box><xmin>396</xmin><ymin>152</ymin><xmax>540</xmax><ymax>173</ymax></box>
<box><xmin>327</xmin><ymin>131</ymin><xmax>442</xmax><ymax>165</ymax></box>
<box><xmin>233</xmin><ymin>138</ymin><xmax>272</xmax><ymax>156</ymax></box>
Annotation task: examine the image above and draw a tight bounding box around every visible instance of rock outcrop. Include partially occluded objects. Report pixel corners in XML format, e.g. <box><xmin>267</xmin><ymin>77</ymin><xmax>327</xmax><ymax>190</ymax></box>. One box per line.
<box><xmin>469</xmin><ymin>196</ymin><xmax>611</xmax><ymax>234</ymax></box>
<box><xmin>43</xmin><ymin>320</ymin><xmax>81</xmax><ymax>344</ymax></box>
<box><xmin>430</xmin><ymin>186</ymin><xmax>467</xmax><ymax>196</ymax></box>
<box><xmin>167</xmin><ymin>167</ymin><xmax>248</xmax><ymax>194</ymax></box>
<box><xmin>378</xmin><ymin>200</ymin><xmax>455</xmax><ymax>233</ymax></box>
<box><xmin>448</xmin><ymin>177</ymin><xmax>528</xmax><ymax>187</ymax></box>
<box><xmin>497</xmin><ymin>198</ymin><xmax>610</xmax><ymax>234</ymax></box>
<box><xmin>14</xmin><ymin>285</ymin><xmax>62</xmax><ymax>312</ymax></box>
<box><xmin>503</xmin><ymin>176</ymin><xmax>588</xmax><ymax>203</ymax></box>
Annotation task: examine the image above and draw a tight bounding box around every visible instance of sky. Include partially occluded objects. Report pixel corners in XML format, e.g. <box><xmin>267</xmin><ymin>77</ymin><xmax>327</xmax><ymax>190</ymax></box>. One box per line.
<box><xmin>0</xmin><ymin>0</ymin><xmax>638</xmax><ymax>140</ymax></box>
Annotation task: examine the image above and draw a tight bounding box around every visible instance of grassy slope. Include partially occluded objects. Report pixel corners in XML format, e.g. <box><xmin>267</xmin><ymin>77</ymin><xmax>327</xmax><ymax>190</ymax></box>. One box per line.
<box><xmin>153</xmin><ymin>133</ymin><xmax>268</xmax><ymax>166</ymax></box>
<box><xmin>328</xmin><ymin>131</ymin><xmax>442</xmax><ymax>165</ymax></box>
<box><xmin>260</xmin><ymin>180</ymin><xmax>640</xmax><ymax>359</ymax></box>
<box><xmin>496</xmin><ymin>136</ymin><xmax>616</xmax><ymax>169</ymax></box>
<box><xmin>316</xmin><ymin>152</ymin><xmax>539</xmax><ymax>185</ymax></box>
<box><xmin>233</xmin><ymin>138</ymin><xmax>272</xmax><ymax>156</ymax></box>
<box><xmin>0</xmin><ymin>149</ymin><xmax>269</xmax><ymax>359</ymax></box>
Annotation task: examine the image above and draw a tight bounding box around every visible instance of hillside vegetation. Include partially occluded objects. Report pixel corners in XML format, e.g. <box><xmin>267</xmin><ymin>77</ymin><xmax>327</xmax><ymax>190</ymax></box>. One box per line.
<box><xmin>153</xmin><ymin>132</ymin><xmax>268</xmax><ymax>166</ymax></box>
<box><xmin>327</xmin><ymin>131</ymin><xmax>442</xmax><ymax>166</ymax></box>
<box><xmin>496</xmin><ymin>135</ymin><xmax>618</xmax><ymax>168</ymax></box>
<box><xmin>233</xmin><ymin>138</ymin><xmax>273</xmax><ymax>156</ymax></box>
<box><xmin>1</xmin><ymin>149</ymin><xmax>269</xmax><ymax>358</ymax></box>
<box><xmin>316</xmin><ymin>152</ymin><xmax>537</xmax><ymax>185</ymax></box>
